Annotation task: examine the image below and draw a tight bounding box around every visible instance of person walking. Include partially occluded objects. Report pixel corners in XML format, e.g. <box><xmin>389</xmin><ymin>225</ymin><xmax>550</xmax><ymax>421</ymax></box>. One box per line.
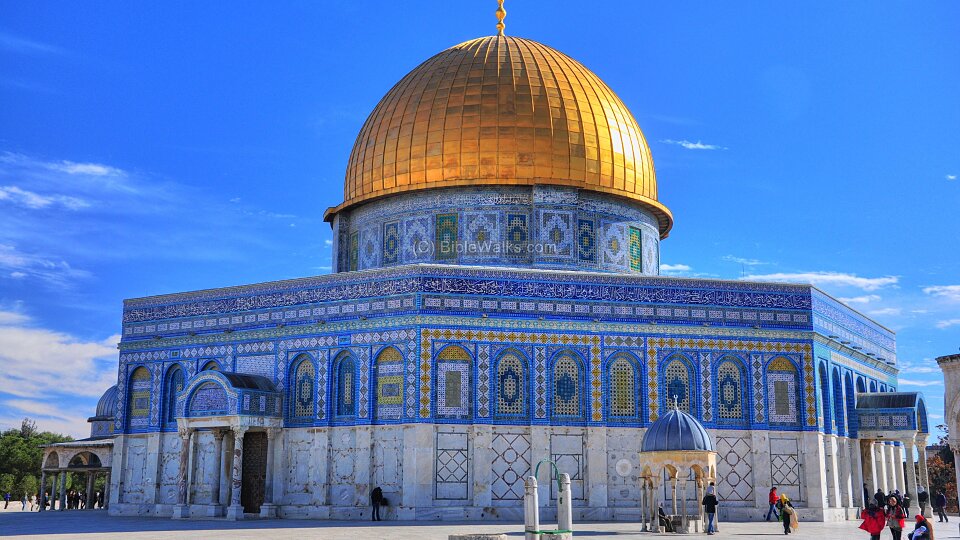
<box><xmin>887</xmin><ymin>495</ymin><xmax>907</xmax><ymax>540</ymax></box>
<box><xmin>21</xmin><ymin>493</ymin><xmax>27</xmax><ymax>511</ymax></box>
<box><xmin>29</xmin><ymin>494</ymin><xmax>35</xmax><ymax>511</ymax></box>
<box><xmin>909</xmin><ymin>514</ymin><xmax>934</xmax><ymax>540</ymax></box>
<box><xmin>861</xmin><ymin>503</ymin><xmax>888</xmax><ymax>540</ymax></box>
<box><xmin>370</xmin><ymin>486</ymin><xmax>383</xmax><ymax>521</ymax></box>
<box><xmin>934</xmin><ymin>490</ymin><xmax>948</xmax><ymax>523</ymax></box>
<box><xmin>767</xmin><ymin>486</ymin><xmax>780</xmax><ymax>521</ymax></box>
<box><xmin>778</xmin><ymin>494</ymin><xmax>798</xmax><ymax>535</ymax></box>
<box><xmin>702</xmin><ymin>485</ymin><xmax>719</xmax><ymax>535</ymax></box>
<box><xmin>3</xmin><ymin>491</ymin><xmax>9</xmax><ymax>509</ymax></box>
<box><xmin>904</xmin><ymin>492</ymin><xmax>912</xmax><ymax>514</ymax></box>
<box><xmin>917</xmin><ymin>487</ymin><xmax>929</xmax><ymax>517</ymax></box>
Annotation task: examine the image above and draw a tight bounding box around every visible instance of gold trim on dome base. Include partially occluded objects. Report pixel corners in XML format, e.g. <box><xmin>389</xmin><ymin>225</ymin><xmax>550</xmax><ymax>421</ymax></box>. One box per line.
<box><xmin>327</xmin><ymin>35</ymin><xmax>673</xmax><ymax>239</ymax></box>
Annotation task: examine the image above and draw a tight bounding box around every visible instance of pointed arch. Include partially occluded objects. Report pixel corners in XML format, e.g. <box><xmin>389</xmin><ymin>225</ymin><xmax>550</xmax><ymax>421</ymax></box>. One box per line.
<box><xmin>435</xmin><ymin>344</ymin><xmax>471</xmax><ymax>419</ymax></box>
<box><xmin>767</xmin><ymin>356</ymin><xmax>800</xmax><ymax>426</ymax></box>
<box><xmin>818</xmin><ymin>362</ymin><xmax>831</xmax><ymax>433</ymax></box>
<box><xmin>374</xmin><ymin>346</ymin><xmax>404</xmax><ymax>421</ymax></box>
<box><xmin>201</xmin><ymin>360</ymin><xmax>220</xmax><ymax>372</ymax></box>
<box><xmin>288</xmin><ymin>354</ymin><xmax>316</xmax><ymax>421</ymax></box>
<box><xmin>662</xmin><ymin>354</ymin><xmax>694</xmax><ymax>414</ymax></box>
<box><xmin>333</xmin><ymin>352</ymin><xmax>357</xmax><ymax>418</ymax></box>
<box><xmin>127</xmin><ymin>366</ymin><xmax>152</xmax><ymax>430</ymax></box>
<box><xmin>844</xmin><ymin>371</ymin><xmax>856</xmax><ymax>436</ymax></box>
<box><xmin>717</xmin><ymin>356</ymin><xmax>747</xmax><ymax>423</ymax></box>
<box><xmin>607</xmin><ymin>353</ymin><xmax>639</xmax><ymax>419</ymax></box>
<box><xmin>495</xmin><ymin>349</ymin><xmax>527</xmax><ymax>419</ymax></box>
<box><xmin>551</xmin><ymin>350</ymin><xmax>585</xmax><ymax>421</ymax></box>
<box><xmin>856</xmin><ymin>376</ymin><xmax>866</xmax><ymax>394</ymax></box>
<box><xmin>869</xmin><ymin>380</ymin><xmax>878</xmax><ymax>393</ymax></box>
<box><xmin>162</xmin><ymin>364</ymin><xmax>185</xmax><ymax>428</ymax></box>
<box><xmin>832</xmin><ymin>367</ymin><xmax>845</xmax><ymax>436</ymax></box>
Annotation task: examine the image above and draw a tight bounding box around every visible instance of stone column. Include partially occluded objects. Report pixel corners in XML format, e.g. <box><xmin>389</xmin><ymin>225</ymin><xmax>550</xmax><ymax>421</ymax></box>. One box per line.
<box><xmin>206</xmin><ymin>429</ymin><xmax>225</xmax><ymax>517</ymax></box>
<box><xmin>851</xmin><ymin>439</ymin><xmax>865</xmax><ymax>507</ymax></box>
<box><xmin>825</xmin><ymin>435</ymin><xmax>841</xmax><ymax>507</ymax></box>
<box><xmin>226</xmin><ymin>425</ymin><xmax>247</xmax><ymax>520</ymax></box>
<box><xmin>838</xmin><ymin>438</ymin><xmax>854</xmax><ymax>507</ymax></box>
<box><xmin>904</xmin><ymin>440</ymin><xmax>919</xmax><ymax>505</ymax></box>
<box><xmin>885</xmin><ymin>444</ymin><xmax>897</xmax><ymax>492</ymax></box>
<box><xmin>58</xmin><ymin>471</ymin><xmax>67</xmax><ymax>511</ymax></box>
<box><xmin>894</xmin><ymin>443</ymin><xmax>906</xmax><ymax>494</ymax></box>
<box><xmin>862</xmin><ymin>440</ymin><xmax>877</xmax><ymax>497</ymax></box>
<box><xmin>85</xmin><ymin>473</ymin><xmax>95</xmax><ymax>510</ymax></box>
<box><xmin>875</xmin><ymin>443</ymin><xmax>888</xmax><ymax>493</ymax></box>
<box><xmin>171</xmin><ymin>427</ymin><xmax>191</xmax><ymax>519</ymax></box>
<box><xmin>260</xmin><ymin>428</ymin><xmax>279</xmax><ymax>518</ymax></box>
<box><xmin>917</xmin><ymin>439</ymin><xmax>930</xmax><ymax>496</ymax></box>
<box><xmin>39</xmin><ymin>472</ymin><xmax>47</xmax><ymax>512</ymax></box>
<box><xmin>103</xmin><ymin>472</ymin><xmax>111</xmax><ymax>510</ymax></box>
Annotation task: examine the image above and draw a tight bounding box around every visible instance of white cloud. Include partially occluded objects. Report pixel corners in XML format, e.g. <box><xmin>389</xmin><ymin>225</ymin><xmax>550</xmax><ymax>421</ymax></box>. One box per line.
<box><xmin>0</xmin><ymin>402</ymin><xmax>91</xmax><ymax>439</ymax></box>
<box><xmin>741</xmin><ymin>271</ymin><xmax>898</xmax><ymax>291</ymax></box>
<box><xmin>660</xmin><ymin>139</ymin><xmax>727</xmax><ymax>150</ymax></box>
<box><xmin>722</xmin><ymin>255</ymin><xmax>767</xmax><ymax>266</ymax></box>
<box><xmin>923</xmin><ymin>285</ymin><xmax>960</xmax><ymax>302</ymax></box>
<box><xmin>896</xmin><ymin>379</ymin><xmax>943</xmax><ymax>388</ymax></box>
<box><xmin>229</xmin><ymin>197</ymin><xmax>241</xmax><ymax>203</ymax></box>
<box><xmin>948</xmin><ymin>174</ymin><xmax>957</xmax><ymax>181</ymax></box>
<box><xmin>324</xmin><ymin>239</ymin><xmax>333</xmax><ymax>247</ymax></box>
<box><xmin>838</xmin><ymin>295</ymin><xmax>881</xmax><ymax>305</ymax></box>
<box><xmin>867</xmin><ymin>307</ymin><xmax>901</xmax><ymax>317</ymax></box>
<box><xmin>936</xmin><ymin>319</ymin><xmax>960</xmax><ymax>329</ymax></box>
<box><xmin>48</xmin><ymin>160</ymin><xmax>125</xmax><ymax>177</ymax></box>
<box><xmin>0</xmin><ymin>243</ymin><xmax>90</xmax><ymax>287</ymax></box>
<box><xmin>0</xmin><ymin>185</ymin><xmax>89</xmax><ymax>210</ymax></box>
<box><xmin>660</xmin><ymin>263</ymin><xmax>692</xmax><ymax>274</ymax></box>
<box><xmin>0</xmin><ymin>311</ymin><xmax>118</xmax><ymax>402</ymax></box>
<box><xmin>0</xmin><ymin>32</ymin><xmax>67</xmax><ymax>56</ymax></box>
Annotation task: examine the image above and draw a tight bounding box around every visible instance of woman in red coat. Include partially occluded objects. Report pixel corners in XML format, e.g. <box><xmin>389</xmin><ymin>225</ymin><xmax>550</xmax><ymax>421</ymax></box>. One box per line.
<box><xmin>860</xmin><ymin>503</ymin><xmax>887</xmax><ymax>540</ymax></box>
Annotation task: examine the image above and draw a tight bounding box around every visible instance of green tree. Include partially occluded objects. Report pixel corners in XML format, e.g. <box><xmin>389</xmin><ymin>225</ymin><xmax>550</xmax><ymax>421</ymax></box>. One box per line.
<box><xmin>0</xmin><ymin>417</ymin><xmax>74</xmax><ymax>496</ymax></box>
<box><xmin>18</xmin><ymin>474</ymin><xmax>37</xmax><ymax>498</ymax></box>
<box><xmin>0</xmin><ymin>473</ymin><xmax>14</xmax><ymax>495</ymax></box>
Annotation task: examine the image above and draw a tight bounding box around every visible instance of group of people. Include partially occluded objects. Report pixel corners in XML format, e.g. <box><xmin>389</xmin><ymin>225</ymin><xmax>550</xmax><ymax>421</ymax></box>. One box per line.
<box><xmin>860</xmin><ymin>492</ymin><xmax>934</xmax><ymax>540</ymax></box>
<box><xmin>652</xmin><ymin>483</ymin><xmax>720</xmax><ymax>534</ymax></box>
<box><xmin>766</xmin><ymin>487</ymin><xmax>800</xmax><ymax>535</ymax></box>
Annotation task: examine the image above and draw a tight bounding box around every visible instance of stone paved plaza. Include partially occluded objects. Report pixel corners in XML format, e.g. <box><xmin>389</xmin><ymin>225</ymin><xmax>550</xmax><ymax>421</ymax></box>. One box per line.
<box><xmin>3</xmin><ymin>510</ymin><xmax>960</xmax><ymax>540</ymax></box>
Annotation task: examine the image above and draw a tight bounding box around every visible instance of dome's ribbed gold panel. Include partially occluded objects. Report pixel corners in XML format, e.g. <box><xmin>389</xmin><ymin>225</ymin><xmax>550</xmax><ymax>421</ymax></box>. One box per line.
<box><xmin>328</xmin><ymin>35</ymin><xmax>672</xmax><ymax>237</ymax></box>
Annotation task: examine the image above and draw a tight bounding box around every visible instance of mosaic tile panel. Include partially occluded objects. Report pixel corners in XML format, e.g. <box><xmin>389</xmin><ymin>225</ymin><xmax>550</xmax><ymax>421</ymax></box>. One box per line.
<box><xmin>577</xmin><ymin>218</ymin><xmax>596</xmax><ymax>263</ymax></box>
<box><xmin>317</xmin><ymin>349</ymin><xmax>328</xmax><ymax>420</ymax></box>
<box><xmin>505</xmin><ymin>213</ymin><xmax>529</xmax><ymax>257</ymax></box>
<box><xmin>334</xmin><ymin>353</ymin><xmax>356</xmax><ymax>417</ymax></box>
<box><xmin>375</xmin><ymin>347</ymin><xmax>404</xmax><ymax>420</ymax></box>
<box><xmin>767</xmin><ymin>357</ymin><xmax>800</xmax><ymax>425</ymax></box>
<box><xmin>534</xmin><ymin>347</ymin><xmax>547</xmax><ymax>419</ymax></box>
<box><xmin>127</xmin><ymin>367</ymin><xmax>151</xmax><ymax>429</ymax></box>
<box><xmin>538</xmin><ymin>210</ymin><xmax>573</xmax><ymax>258</ymax></box>
<box><xmin>436</xmin><ymin>213</ymin><xmax>458</xmax><ymax>261</ymax></box>
<box><xmin>717</xmin><ymin>359</ymin><xmax>744</xmax><ymax>421</ymax></box>
<box><xmin>291</xmin><ymin>358</ymin><xmax>315</xmax><ymax>418</ymax></box>
<box><xmin>589</xmin><ymin>339</ymin><xmax>602</xmax><ymax>421</ymax></box>
<box><xmin>609</xmin><ymin>355</ymin><xmax>636</xmax><ymax>417</ymax></box>
<box><xmin>436</xmin><ymin>345</ymin><xmax>471</xmax><ymax>418</ymax></box>
<box><xmin>163</xmin><ymin>366</ymin><xmax>185</xmax><ymax>426</ymax></box>
<box><xmin>382</xmin><ymin>221</ymin><xmax>399</xmax><ymax>265</ymax></box>
<box><xmin>188</xmin><ymin>382</ymin><xmax>229</xmax><ymax>416</ymax></box>
<box><xmin>477</xmin><ymin>345</ymin><xmax>490</xmax><ymax>417</ymax></box>
<box><xmin>752</xmin><ymin>354</ymin><xmax>765</xmax><ymax>424</ymax></box>
<box><xmin>629</xmin><ymin>226</ymin><xmax>643</xmax><ymax>272</ymax></box>
<box><xmin>496</xmin><ymin>351</ymin><xmax>525</xmax><ymax>417</ymax></box>
<box><xmin>663</xmin><ymin>357</ymin><xmax>692</xmax><ymax>413</ymax></box>
<box><xmin>700</xmin><ymin>352</ymin><xmax>712</xmax><ymax>422</ymax></box>
<box><xmin>235</xmin><ymin>354</ymin><xmax>274</xmax><ymax>378</ymax></box>
<box><xmin>552</xmin><ymin>354</ymin><xmax>581</xmax><ymax>418</ymax></box>
<box><xmin>358</xmin><ymin>348</ymin><xmax>370</xmax><ymax>418</ymax></box>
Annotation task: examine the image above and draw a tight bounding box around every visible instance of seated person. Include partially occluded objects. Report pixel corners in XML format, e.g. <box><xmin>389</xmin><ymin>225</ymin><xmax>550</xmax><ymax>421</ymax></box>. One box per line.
<box><xmin>658</xmin><ymin>503</ymin><xmax>675</xmax><ymax>533</ymax></box>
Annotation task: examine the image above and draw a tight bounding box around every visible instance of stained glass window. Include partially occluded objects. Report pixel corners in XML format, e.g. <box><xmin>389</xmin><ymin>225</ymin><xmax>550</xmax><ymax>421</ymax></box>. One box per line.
<box><xmin>663</xmin><ymin>357</ymin><xmax>691</xmax><ymax>413</ymax></box>
<box><xmin>553</xmin><ymin>353</ymin><xmax>581</xmax><ymax>418</ymax></box>
<box><xmin>609</xmin><ymin>356</ymin><xmax>636</xmax><ymax>418</ymax></box>
<box><xmin>375</xmin><ymin>347</ymin><xmax>403</xmax><ymax>420</ymax></box>
<box><xmin>291</xmin><ymin>356</ymin><xmax>316</xmax><ymax>419</ymax></box>
<box><xmin>496</xmin><ymin>352</ymin><xmax>525</xmax><ymax>417</ymax></box>
<box><xmin>717</xmin><ymin>359</ymin><xmax>744</xmax><ymax>421</ymax></box>
<box><xmin>163</xmin><ymin>365</ymin><xmax>184</xmax><ymax>426</ymax></box>
<box><xmin>335</xmin><ymin>354</ymin><xmax>355</xmax><ymax>417</ymax></box>
<box><xmin>767</xmin><ymin>356</ymin><xmax>799</xmax><ymax>424</ymax></box>
<box><xmin>128</xmin><ymin>366</ymin><xmax>151</xmax><ymax>429</ymax></box>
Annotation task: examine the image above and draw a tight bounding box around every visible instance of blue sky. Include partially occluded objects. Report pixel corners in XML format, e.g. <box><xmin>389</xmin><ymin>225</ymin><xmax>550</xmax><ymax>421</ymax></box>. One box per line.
<box><xmin>0</xmin><ymin>1</ymin><xmax>957</xmax><ymax>438</ymax></box>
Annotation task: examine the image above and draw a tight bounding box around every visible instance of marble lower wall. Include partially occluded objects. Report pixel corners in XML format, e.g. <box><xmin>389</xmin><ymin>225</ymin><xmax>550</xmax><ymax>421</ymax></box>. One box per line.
<box><xmin>108</xmin><ymin>427</ymin><xmax>862</xmax><ymax>521</ymax></box>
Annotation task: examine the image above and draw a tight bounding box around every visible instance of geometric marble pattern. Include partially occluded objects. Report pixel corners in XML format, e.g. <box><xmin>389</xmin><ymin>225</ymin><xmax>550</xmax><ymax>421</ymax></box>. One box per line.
<box><xmin>436</xmin><ymin>432</ymin><xmax>469</xmax><ymax>500</ymax></box>
<box><xmin>491</xmin><ymin>432</ymin><xmax>531</xmax><ymax>501</ymax></box>
<box><xmin>715</xmin><ymin>436</ymin><xmax>753</xmax><ymax>502</ymax></box>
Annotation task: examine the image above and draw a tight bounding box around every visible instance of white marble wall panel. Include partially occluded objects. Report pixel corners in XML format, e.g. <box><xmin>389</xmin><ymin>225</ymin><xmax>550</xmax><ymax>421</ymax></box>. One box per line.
<box><xmin>120</xmin><ymin>436</ymin><xmax>149</xmax><ymax>503</ymax></box>
<box><xmin>436</xmin><ymin>430</ymin><xmax>469</xmax><ymax>500</ymax></box>
<box><xmin>491</xmin><ymin>431</ymin><xmax>531</xmax><ymax>503</ymax></box>
<box><xmin>157</xmin><ymin>434</ymin><xmax>181</xmax><ymax>505</ymax></box>
<box><xmin>606</xmin><ymin>428</ymin><xmax>642</xmax><ymax>507</ymax></box>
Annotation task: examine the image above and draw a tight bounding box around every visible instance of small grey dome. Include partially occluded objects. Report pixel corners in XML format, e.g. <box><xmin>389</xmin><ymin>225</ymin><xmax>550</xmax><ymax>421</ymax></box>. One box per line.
<box><xmin>641</xmin><ymin>407</ymin><xmax>714</xmax><ymax>452</ymax></box>
<box><xmin>94</xmin><ymin>385</ymin><xmax>118</xmax><ymax>418</ymax></box>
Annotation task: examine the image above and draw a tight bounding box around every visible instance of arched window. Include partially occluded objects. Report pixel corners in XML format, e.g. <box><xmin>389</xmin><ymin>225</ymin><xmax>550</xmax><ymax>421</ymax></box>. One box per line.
<box><xmin>201</xmin><ymin>360</ymin><xmax>220</xmax><ymax>372</ymax></box>
<box><xmin>832</xmin><ymin>369</ymin><xmax>845</xmax><ymax>436</ymax></box>
<box><xmin>552</xmin><ymin>352</ymin><xmax>582</xmax><ymax>420</ymax></box>
<box><xmin>717</xmin><ymin>358</ymin><xmax>745</xmax><ymax>422</ymax></box>
<box><xmin>334</xmin><ymin>353</ymin><xmax>356</xmax><ymax>417</ymax></box>
<box><xmin>844</xmin><ymin>373</ymin><xmax>857</xmax><ymax>435</ymax></box>
<box><xmin>818</xmin><ymin>364</ymin><xmax>831</xmax><ymax>433</ymax></box>
<box><xmin>663</xmin><ymin>356</ymin><xmax>693</xmax><ymax>413</ymax></box>
<box><xmin>163</xmin><ymin>365</ymin><xmax>185</xmax><ymax>427</ymax></box>
<box><xmin>436</xmin><ymin>345</ymin><xmax>471</xmax><ymax>419</ymax></box>
<box><xmin>856</xmin><ymin>377</ymin><xmax>866</xmax><ymax>394</ymax></box>
<box><xmin>289</xmin><ymin>355</ymin><xmax>316</xmax><ymax>420</ymax></box>
<box><xmin>608</xmin><ymin>355</ymin><xmax>637</xmax><ymax>418</ymax></box>
<box><xmin>767</xmin><ymin>357</ymin><xmax>800</xmax><ymax>425</ymax></box>
<box><xmin>869</xmin><ymin>380</ymin><xmax>878</xmax><ymax>393</ymax></box>
<box><xmin>496</xmin><ymin>351</ymin><xmax>526</xmax><ymax>418</ymax></box>
<box><xmin>375</xmin><ymin>347</ymin><xmax>403</xmax><ymax>420</ymax></box>
<box><xmin>127</xmin><ymin>366</ymin><xmax>151</xmax><ymax>430</ymax></box>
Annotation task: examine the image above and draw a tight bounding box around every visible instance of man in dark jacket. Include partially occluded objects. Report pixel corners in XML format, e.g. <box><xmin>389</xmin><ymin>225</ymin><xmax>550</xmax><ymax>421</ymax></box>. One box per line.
<box><xmin>876</xmin><ymin>488</ymin><xmax>889</xmax><ymax>508</ymax></box>
<box><xmin>702</xmin><ymin>488</ymin><xmax>719</xmax><ymax>535</ymax></box>
<box><xmin>370</xmin><ymin>486</ymin><xmax>383</xmax><ymax>521</ymax></box>
<box><xmin>934</xmin><ymin>490</ymin><xmax>948</xmax><ymax>523</ymax></box>
<box><xmin>918</xmin><ymin>487</ymin><xmax>930</xmax><ymax>517</ymax></box>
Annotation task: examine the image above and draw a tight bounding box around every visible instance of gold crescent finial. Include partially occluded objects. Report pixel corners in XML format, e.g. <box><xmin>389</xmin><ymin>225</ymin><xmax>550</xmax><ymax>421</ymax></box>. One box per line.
<box><xmin>495</xmin><ymin>0</ymin><xmax>506</xmax><ymax>36</ymax></box>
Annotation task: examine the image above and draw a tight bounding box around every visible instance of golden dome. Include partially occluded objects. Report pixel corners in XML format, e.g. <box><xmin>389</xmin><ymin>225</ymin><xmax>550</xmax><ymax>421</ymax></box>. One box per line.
<box><xmin>326</xmin><ymin>35</ymin><xmax>672</xmax><ymax>238</ymax></box>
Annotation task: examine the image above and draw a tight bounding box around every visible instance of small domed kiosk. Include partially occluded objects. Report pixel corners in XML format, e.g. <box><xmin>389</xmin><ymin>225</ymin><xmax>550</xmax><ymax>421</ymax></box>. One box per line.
<box><xmin>638</xmin><ymin>402</ymin><xmax>718</xmax><ymax>533</ymax></box>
